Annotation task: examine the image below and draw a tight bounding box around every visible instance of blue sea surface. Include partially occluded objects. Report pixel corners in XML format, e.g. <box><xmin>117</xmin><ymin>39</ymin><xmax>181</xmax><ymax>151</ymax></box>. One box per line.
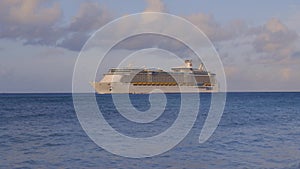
<box><xmin>1</xmin><ymin>92</ymin><xmax>300</xmax><ymax>169</ymax></box>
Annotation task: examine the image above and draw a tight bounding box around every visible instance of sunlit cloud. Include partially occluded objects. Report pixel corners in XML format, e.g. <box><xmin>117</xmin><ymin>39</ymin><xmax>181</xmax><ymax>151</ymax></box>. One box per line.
<box><xmin>251</xmin><ymin>18</ymin><xmax>299</xmax><ymax>61</ymax></box>
<box><xmin>144</xmin><ymin>0</ymin><xmax>166</xmax><ymax>12</ymax></box>
<box><xmin>280</xmin><ymin>68</ymin><xmax>292</xmax><ymax>80</ymax></box>
<box><xmin>0</xmin><ymin>0</ymin><xmax>62</xmax><ymax>45</ymax></box>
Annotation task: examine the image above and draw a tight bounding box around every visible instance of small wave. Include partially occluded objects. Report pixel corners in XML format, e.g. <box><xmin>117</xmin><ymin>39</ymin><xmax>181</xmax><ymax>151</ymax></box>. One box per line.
<box><xmin>48</xmin><ymin>133</ymin><xmax>68</xmax><ymax>137</ymax></box>
<box><xmin>286</xmin><ymin>162</ymin><xmax>300</xmax><ymax>169</ymax></box>
<box><xmin>42</xmin><ymin>142</ymin><xmax>66</xmax><ymax>147</ymax></box>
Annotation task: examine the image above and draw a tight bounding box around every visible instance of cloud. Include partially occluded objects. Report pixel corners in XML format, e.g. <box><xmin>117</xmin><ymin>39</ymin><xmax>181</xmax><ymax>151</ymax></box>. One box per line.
<box><xmin>186</xmin><ymin>14</ymin><xmax>248</xmax><ymax>42</ymax></box>
<box><xmin>0</xmin><ymin>0</ymin><xmax>246</xmax><ymax>53</ymax></box>
<box><xmin>0</xmin><ymin>0</ymin><xmax>62</xmax><ymax>45</ymax></box>
<box><xmin>251</xmin><ymin>18</ymin><xmax>299</xmax><ymax>61</ymax></box>
<box><xmin>58</xmin><ymin>2</ymin><xmax>111</xmax><ymax>51</ymax></box>
<box><xmin>185</xmin><ymin>15</ymin><xmax>300</xmax><ymax>64</ymax></box>
<box><xmin>112</xmin><ymin>11</ymin><xmax>249</xmax><ymax>54</ymax></box>
<box><xmin>292</xmin><ymin>51</ymin><xmax>300</xmax><ymax>58</ymax></box>
<box><xmin>67</xmin><ymin>2</ymin><xmax>111</xmax><ymax>33</ymax></box>
<box><xmin>111</xmin><ymin>34</ymin><xmax>193</xmax><ymax>59</ymax></box>
<box><xmin>0</xmin><ymin>0</ymin><xmax>61</xmax><ymax>26</ymax></box>
<box><xmin>0</xmin><ymin>0</ymin><xmax>299</xmax><ymax>60</ymax></box>
<box><xmin>279</xmin><ymin>68</ymin><xmax>291</xmax><ymax>80</ymax></box>
<box><xmin>58</xmin><ymin>33</ymin><xmax>89</xmax><ymax>51</ymax></box>
<box><xmin>144</xmin><ymin>0</ymin><xmax>165</xmax><ymax>12</ymax></box>
<box><xmin>0</xmin><ymin>1</ymin><xmax>112</xmax><ymax>51</ymax></box>
<box><xmin>186</xmin><ymin>13</ymin><xmax>224</xmax><ymax>41</ymax></box>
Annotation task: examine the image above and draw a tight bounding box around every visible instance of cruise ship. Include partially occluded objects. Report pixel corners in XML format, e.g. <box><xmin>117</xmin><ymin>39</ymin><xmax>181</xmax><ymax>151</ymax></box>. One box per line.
<box><xmin>91</xmin><ymin>60</ymin><xmax>218</xmax><ymax>94</ymax></box>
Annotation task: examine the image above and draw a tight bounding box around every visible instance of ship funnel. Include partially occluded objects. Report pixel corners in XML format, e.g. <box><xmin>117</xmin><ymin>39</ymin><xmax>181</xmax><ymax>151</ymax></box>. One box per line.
<box><xmin>184</xmin><ymin>60</ymin><xmax>192</xmax><ymax>68</ymax></box>
<box><xmin>198</xmin><ymin>63</ymin><xmax>206</xmax><ymax>72</ymax></box>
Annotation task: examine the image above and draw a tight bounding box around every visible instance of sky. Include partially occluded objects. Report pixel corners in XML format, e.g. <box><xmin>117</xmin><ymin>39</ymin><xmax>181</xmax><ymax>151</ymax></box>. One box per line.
<box><xmin>0</xmin><ymin>0</ymin><xmax>300</xmax><ymax>92</ymax></box>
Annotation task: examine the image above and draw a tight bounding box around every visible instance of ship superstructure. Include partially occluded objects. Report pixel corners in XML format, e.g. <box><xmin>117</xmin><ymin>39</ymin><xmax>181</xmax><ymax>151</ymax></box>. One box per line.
<box><xmin>91</xmin><ymin>60</ymin><xmax>218</xmax><ymax>94</ymax></box>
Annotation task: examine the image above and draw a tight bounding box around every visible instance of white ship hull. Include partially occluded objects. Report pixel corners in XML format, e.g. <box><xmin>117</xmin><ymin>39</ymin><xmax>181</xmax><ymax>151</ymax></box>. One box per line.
<box><xmin>91</xmin><ymin>82</ymin><xmax>218</xmax><ymax>94</ymax></box>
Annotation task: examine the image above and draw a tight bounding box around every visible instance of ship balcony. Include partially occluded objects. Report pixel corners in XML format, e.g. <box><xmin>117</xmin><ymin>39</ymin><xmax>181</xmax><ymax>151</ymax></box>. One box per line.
<box><xmin>131</xmin><ymin>82</ymin><xmax>178</xmax><ymax>86</ymax></box>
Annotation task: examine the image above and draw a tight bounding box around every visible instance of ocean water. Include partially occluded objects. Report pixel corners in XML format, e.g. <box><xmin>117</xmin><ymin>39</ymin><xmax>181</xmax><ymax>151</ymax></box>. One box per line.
<box><xmin>1</xmin><ymin>92</ymin><xmax>300</xmax><ymax>169</ymax></box>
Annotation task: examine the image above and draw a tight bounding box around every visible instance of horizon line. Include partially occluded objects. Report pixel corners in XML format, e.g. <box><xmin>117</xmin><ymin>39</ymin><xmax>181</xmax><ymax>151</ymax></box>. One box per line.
<box><xmin>1</xmin><ymin>90</ymin><xmax>300</xmax><ymax>94</ymax></box>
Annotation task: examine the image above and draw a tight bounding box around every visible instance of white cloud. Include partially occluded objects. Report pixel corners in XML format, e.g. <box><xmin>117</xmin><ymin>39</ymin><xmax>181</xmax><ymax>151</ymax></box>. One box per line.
<box><xmin>0</xmin><ymin>1</ymin><xmax>112</xmax><ymax>51</ymax></box>
<box><xmin>280</xmin><ymin>68</ymin><xmax>291</xmax><ymax>80</ymax></box>
<box><xmin>186</xmin><ymin>13</ymin><xmax>248</xmax><ymax>42</ymax></box>
<box><xmin>251</xmin><ymin>18</ymin><xmax>299</xmax><ymax>61</ymax></box>
<box><xmin>67</xmin><ymin>2</ymin><xmax>111</xmax><ymax>33</ymax></box>
<box><xmin>57</xmin><ymin>2</ymin><xmax>112</xmax><ymax>51</ymax></box>
<box><xmin>0</xmin><ymin>0</ymin><xmax>61</xmax><ymax>26</ymax></box>
<box><xmin>0</xmin><ymin>0</ymin><xmax>62</xmax><ymax>45</ymax></box>
<box><xmin>144</xmin><ymin>0</ymin><xmax>166</xmax><ymax>12</ymax></box>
